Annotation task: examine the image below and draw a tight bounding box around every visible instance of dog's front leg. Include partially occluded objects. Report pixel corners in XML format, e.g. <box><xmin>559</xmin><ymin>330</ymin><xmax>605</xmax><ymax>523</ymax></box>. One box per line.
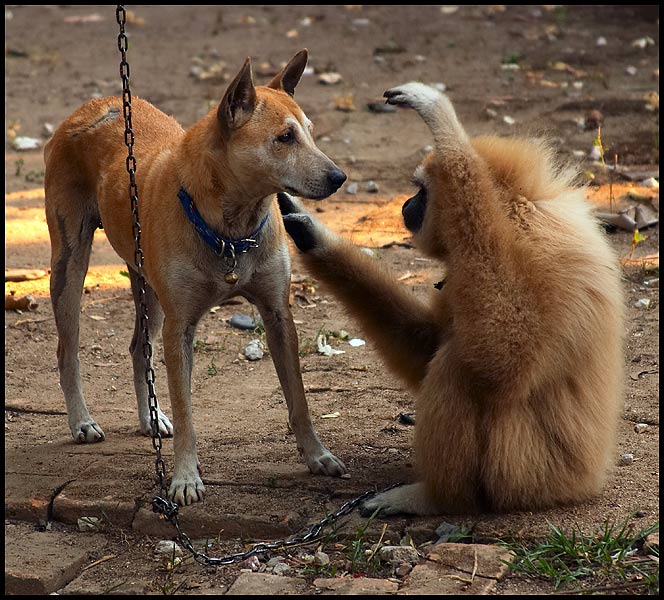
<box><xmin>162</xmin><ymin>317</ymin><xmax>205</xmax><ymax>505</ymax></box>
<box><xmin>254</xmin><ymin>295</ymin><xmax>347</xmax><ymax>477</ymax></box>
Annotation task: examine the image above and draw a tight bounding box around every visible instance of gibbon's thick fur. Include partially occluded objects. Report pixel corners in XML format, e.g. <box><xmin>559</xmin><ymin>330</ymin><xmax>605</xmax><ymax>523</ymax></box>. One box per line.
<box><xmin>278</xmin><ymin>82</ymin><xmax>625</xmax><ymax>516</ymax></box>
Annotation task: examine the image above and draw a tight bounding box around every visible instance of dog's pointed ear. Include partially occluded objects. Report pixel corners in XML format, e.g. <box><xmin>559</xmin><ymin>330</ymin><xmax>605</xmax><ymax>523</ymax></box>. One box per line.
<box><xmin>218</xmin><ymin>57</ymin><xmax>257</xmax><ymax>135</ymax></box>
<box><xmin>267</xmin><ymin>49</ymin><xmax>308</xmax><ymax>96</ymax></box>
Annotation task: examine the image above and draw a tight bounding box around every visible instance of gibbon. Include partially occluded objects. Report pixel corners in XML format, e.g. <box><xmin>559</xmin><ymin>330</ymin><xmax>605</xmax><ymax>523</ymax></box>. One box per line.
<box><xmin>277</xmin><ymin>82</ymin><xmax>624</xmax><ymax>516</ymax></box>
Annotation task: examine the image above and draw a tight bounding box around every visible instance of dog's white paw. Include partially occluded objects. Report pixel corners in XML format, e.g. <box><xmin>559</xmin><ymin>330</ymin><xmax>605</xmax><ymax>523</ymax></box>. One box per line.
<box><xmin>72</xmin><ymin>420</ymin><xmax>105</xmax><ymax>443</ymax></box>
<box><xmin>384</xmin><ymin>82</ymin><xmax>443</xmax><ymax>113</ymax></box>
<box><xmin>169</xmin><ymin>471</ymin><xmax>206</xmax><ymax>506</ymax></box>
<box><xmin>306</xmin><ymin>449</ymin><xmax>347</xmax><ymax>477</ymax></box>
<box><xmin>140</xmin><ymin>409</ymin><xmax>174</xmax><ymax>438</ymax></box>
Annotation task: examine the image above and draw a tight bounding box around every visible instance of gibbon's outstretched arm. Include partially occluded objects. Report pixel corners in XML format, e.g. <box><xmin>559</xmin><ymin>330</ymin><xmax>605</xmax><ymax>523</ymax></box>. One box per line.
<box><xmin>384</xmin><ymin>83</ymin><xmax>544</xmax><ymax>391</ymax></box>
<box><xmin>278</xmin><ymin>192</ymin><xmax>442</xmax><ymax>389</ymax></box>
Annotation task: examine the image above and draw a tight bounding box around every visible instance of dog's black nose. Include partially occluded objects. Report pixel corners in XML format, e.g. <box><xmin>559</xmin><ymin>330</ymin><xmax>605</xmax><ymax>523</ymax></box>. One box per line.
<box><xmin>327</xmin><ymin>168</ymin><xmax>347</xmax><ymax>191</ymax></box>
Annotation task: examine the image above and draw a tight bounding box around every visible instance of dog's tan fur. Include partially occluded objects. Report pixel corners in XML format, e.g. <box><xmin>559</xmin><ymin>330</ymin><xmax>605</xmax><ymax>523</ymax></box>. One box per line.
<box><xmin>279</xmin><ymin>83</ymin><xmax>624</xmax><ymax>515</ymax></box>
<box><xmin>44</xmin><ymin>50</ymin><xmax>348</xmax><ymax>505</ymax></box>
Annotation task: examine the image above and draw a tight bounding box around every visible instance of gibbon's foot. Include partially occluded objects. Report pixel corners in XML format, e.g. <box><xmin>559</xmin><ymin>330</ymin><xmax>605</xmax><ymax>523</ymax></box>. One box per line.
<box><xmin>384</xmin><ymin>82</ymin><xmax>443</xmax><ymax>114</ymax></box>
<box><xmin>360</xmin><ymin>482</ymin><xmax>437</xmax><ymax>517</ymax></box>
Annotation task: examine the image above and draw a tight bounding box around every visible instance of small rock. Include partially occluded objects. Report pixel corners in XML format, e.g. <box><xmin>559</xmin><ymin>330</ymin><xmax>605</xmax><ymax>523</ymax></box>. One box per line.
<box><xmin>366</xmin><ymin>180</ymin><xmax>379</xmax><ymax>193</ymax></box>
<box><xmin>272</xmin><ymin>562</ymin><xmax>291</xmax><ymax>575</ymax></box>
<box><xmin>12</xmin><ymin>136</ymin><xmax>41</xmax><ymax>151</ymax></box>
<box><xmin>432</xmin><ymin>82</ymin><xmax>447</xmax><ymax>92</ymax></box>
<box><xmin>596</xmin><ymin>36</ymin><xmax>607</xmax><ymax>46</ymax></box>
<box><xmin>267</xmin><ymin>556</ymin><xmax>286</xmax><ymax>567</ymax></box>
<box><xmin>619</xmin><ymin>453</ymin><xmax>634</xmax><ymax>466</ymax></box>
<box><xmin>422</xmin><ymin>144</ymin><xmax>434</xmax><ymax>154</ymax></box>
<box><xmin>298</xmin><ymin>553</ymin><xmax>315</xmax><ymax>564</ymax></box>
<box><xmin>634</xmin><ymin>298</ymin><xmax>651</xmax><ymax>309</ymax></box>
<box><xmin>644</xmin><ymin>533</ymin><xmax>659</xmax><ymax>554</ymax></box>
<box><xmin>345</xmin><ymin>182</ymin><xmax>358</xmax><ymax>195</ymax></box>
<box><xmin>378</xmin><ymin>545</ymin><xmax>420</xmax><ymax>566</ymax></box>
<box><xmin>230</xmin><ymin>313</ymin><xmax>256</xmax><ymax>330</ymax></box>
<box><xmin>244</xmin><ymin>339</ymin><xmax>264</xmax><ymax>361</ymax></box>
<box><xmin>503</xmin><ymin>115</ymin><xmax>515</xmax><ymax>126</ymax></box>
<box><xmin>77</xmin><ymin>516</ymin><xmax>101</xmax><ymax>532</ymax></box>
<box><xmin>239</xmin><ymin>555</ymin><xmax>261</xmax><ymax>571</ymax></box>
<box><xmin>626</xmin><ymin>65</ymin><xmax>638</xmax><ymax>76</ymax></box>
<box><xmin>154</xmin><ymin>540</ymin><xmax>183</xmax><ymax>558</ymax></box>
<box><xmin>43</xmin><ymin>123</ymin><xmax>55</xmax><ymax>137</ymax></box>
<box><xmin>434</xmin><ymin>521</ymin><xmax>467</xmax><ymax>544</ymax></box>
<box><xmin>632</xmin><ymin>36</ymin><xmax>655</xmax><ymax>49</ymax></box>
<box><xmin>634</xmin><ymin>423</ymin><xmax>649</xmax><ymax>434</ymax></box>
<box><xmin>640</xmin><ymin>177</ymin><xmax>659</xmax><ymax>188</ymax></box>
<box><xmin>396</xmin><ymin>562</ymin><xmax>413</xmax><ymax>577</ymax></box>
<box><xmin>314</xmin><ymin>551</ymin><xmax>330</xmax><ymax>566</ymax></box>
<box><xmin>361</xmin><ymin>247</ymin><xmax>376</xmax><ymax>257</ymax></box>
<box><xmin>485</xmin><ymin>107</ymin><xmax>498</xmax><ymax>119</ymax></box>
<box><xmin>352</xmin><ymin>17</ymin><xmax>370</xmax><ymax>26</ymax></box>
<box><xmin>348</xmin><ymin>338</ymin><xmax>365</xmax><ymax>347</ymax></box>
<box><xmin>318</xmin><ymin>72</ymin><xmax>343</xmax><ymax>85</ymax></box>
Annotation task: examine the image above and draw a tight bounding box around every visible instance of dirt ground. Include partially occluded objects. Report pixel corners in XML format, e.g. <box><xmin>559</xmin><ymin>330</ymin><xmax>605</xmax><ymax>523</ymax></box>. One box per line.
<box><xmin>5</xmin><ymin>4</ymin><xmax>659</xmax><ymax>595</ymax></box>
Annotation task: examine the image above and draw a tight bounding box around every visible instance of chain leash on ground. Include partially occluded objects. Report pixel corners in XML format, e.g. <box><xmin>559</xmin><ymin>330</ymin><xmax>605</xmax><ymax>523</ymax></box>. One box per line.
<box><xmin>115</xmin><ymin>4</ymin><xmax>394</xmax><ymax>567</ymax></box>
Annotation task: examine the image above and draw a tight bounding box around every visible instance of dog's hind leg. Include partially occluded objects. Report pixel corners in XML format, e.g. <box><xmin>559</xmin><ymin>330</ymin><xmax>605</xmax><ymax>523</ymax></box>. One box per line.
<box><xmin>127</xmin><ymin>267</ymin><xmax>174</xmax><ymax>437</ymax></box>
<box><xmin>46</xmin><ymin>186</ymin><xmax>104</xmax><ymax>443</ymax></box>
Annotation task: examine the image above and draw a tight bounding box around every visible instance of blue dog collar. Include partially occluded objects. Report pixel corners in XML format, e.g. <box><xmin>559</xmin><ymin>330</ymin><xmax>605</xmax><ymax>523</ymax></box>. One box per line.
<box><xmin>177</xmin><ymin>187</ymin><xmax>270</xmax><ymax>259</ymax></box>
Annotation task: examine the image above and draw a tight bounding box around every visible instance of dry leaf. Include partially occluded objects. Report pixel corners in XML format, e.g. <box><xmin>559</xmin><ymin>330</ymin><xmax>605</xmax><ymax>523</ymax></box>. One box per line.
<box><xmin>334</xmin><ymin>94</ymin><xmax>356</xmax><ymax>112</ymax></box>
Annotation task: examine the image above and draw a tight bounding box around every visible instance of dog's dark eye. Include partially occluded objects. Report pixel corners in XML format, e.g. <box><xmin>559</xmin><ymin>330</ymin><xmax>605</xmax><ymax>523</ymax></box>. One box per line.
<box><xmin>277</xmin><ymin>130</ymin><xmax>295</xmax><ymax>144</ymax></box>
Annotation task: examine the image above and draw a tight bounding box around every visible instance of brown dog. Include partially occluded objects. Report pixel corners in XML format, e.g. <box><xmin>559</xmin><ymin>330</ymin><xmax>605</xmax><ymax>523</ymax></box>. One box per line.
<box><xmin>44</xmin><ymin>50</ymin><xmax>347</xmax><ymax>505</ymax></box>
<box><xmin>278</xmin><ymin>82</ymin><xmax>624</xmax><ymax>515</ymax></box>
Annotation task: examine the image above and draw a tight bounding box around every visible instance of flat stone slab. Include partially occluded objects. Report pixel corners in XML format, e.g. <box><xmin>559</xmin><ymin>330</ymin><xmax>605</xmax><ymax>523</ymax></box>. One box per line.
<box><xmin>4</xmin><ymin>523</ymin><xmax>103</xmax><ymax>595</ymax></box>
<box><xmin>4</xmin><ymin>473</ymin><xmax>71</xmax><ymax>523</ymax></box>
<box><xmin>59</xmin><ymin>570</ymin><xmax>151</xmax><ymax>595</ymax></box>
<box><xmin>314</xmin><ymin>576</ymin><xmax>399</xmax><ymax>594</ymax></box>
<box><xmin>226</xmin><ymin>572</ymin><xmax>310</xmax><ymax>595</ymax></box>
<box><xmin>426</xmin><ymin>543</ymin><xmax>514</xmax><ymax>580</ymax></box>
<box><xmin>398</xmin><ymin>544</ymin><xmax>515</xmax><ymax>595</ymax></box>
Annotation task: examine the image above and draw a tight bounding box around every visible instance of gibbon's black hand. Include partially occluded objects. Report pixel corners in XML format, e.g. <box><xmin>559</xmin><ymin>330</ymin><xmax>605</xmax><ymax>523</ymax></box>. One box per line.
<box><xmin>277</xmin><ymin>192</ymin><xmax>319</xmax><ymax>252</ymax></box>
<box><xmin>276</xmin><ymin>192</ymin><xmax>300</xmax><ymax>216</ymax></box>
<box><xmin>282</xmin><ymin>214</ymin><xmax>318</xmax><ymax>253</ymax></box>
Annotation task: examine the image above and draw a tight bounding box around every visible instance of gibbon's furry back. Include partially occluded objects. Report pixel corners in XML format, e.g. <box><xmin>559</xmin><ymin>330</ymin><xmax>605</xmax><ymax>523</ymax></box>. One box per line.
<box><xmin>278</xmin><ymin>82</ymin><xmax>624</xmax><ymax>516</ymax></box>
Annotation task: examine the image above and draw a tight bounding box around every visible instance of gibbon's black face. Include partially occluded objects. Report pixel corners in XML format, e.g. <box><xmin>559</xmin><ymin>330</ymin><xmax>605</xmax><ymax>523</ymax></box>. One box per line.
<box><xmin>402</xmin><ymin>187</ymin><xmax>427</xmax><ymax>233</ymax></box>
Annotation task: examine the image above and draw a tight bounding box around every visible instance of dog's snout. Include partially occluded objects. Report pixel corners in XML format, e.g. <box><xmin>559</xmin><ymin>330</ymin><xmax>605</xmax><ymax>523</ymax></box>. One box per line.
<box><xmin>327</xmin><ymin>168</ymin><xmax>347</xmax><ymax>191</ymax></box>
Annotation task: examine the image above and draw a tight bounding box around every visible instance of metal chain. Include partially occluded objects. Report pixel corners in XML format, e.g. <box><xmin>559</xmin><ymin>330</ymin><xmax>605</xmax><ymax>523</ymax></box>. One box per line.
<box><xmin>116</xmin><ymin>5</ymin><xmax>168</xmax><ymax>498</ymax></box>
<box><xmin>158</xmin><ymin>487</ymin><xmax>390</xmax><ymax>566</ymax></box>
<box><xmin>115</xmin><ymin>5</ymin><xmax>393</xmax><ymax>567</ymax></box>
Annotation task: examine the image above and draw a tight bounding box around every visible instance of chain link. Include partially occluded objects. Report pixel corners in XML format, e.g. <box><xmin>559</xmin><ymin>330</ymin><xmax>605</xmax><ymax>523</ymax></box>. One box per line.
<box><xmin>115</xmin><ymin>5</ymin><xmax>393</xmax><ymax>567</ymax></box>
